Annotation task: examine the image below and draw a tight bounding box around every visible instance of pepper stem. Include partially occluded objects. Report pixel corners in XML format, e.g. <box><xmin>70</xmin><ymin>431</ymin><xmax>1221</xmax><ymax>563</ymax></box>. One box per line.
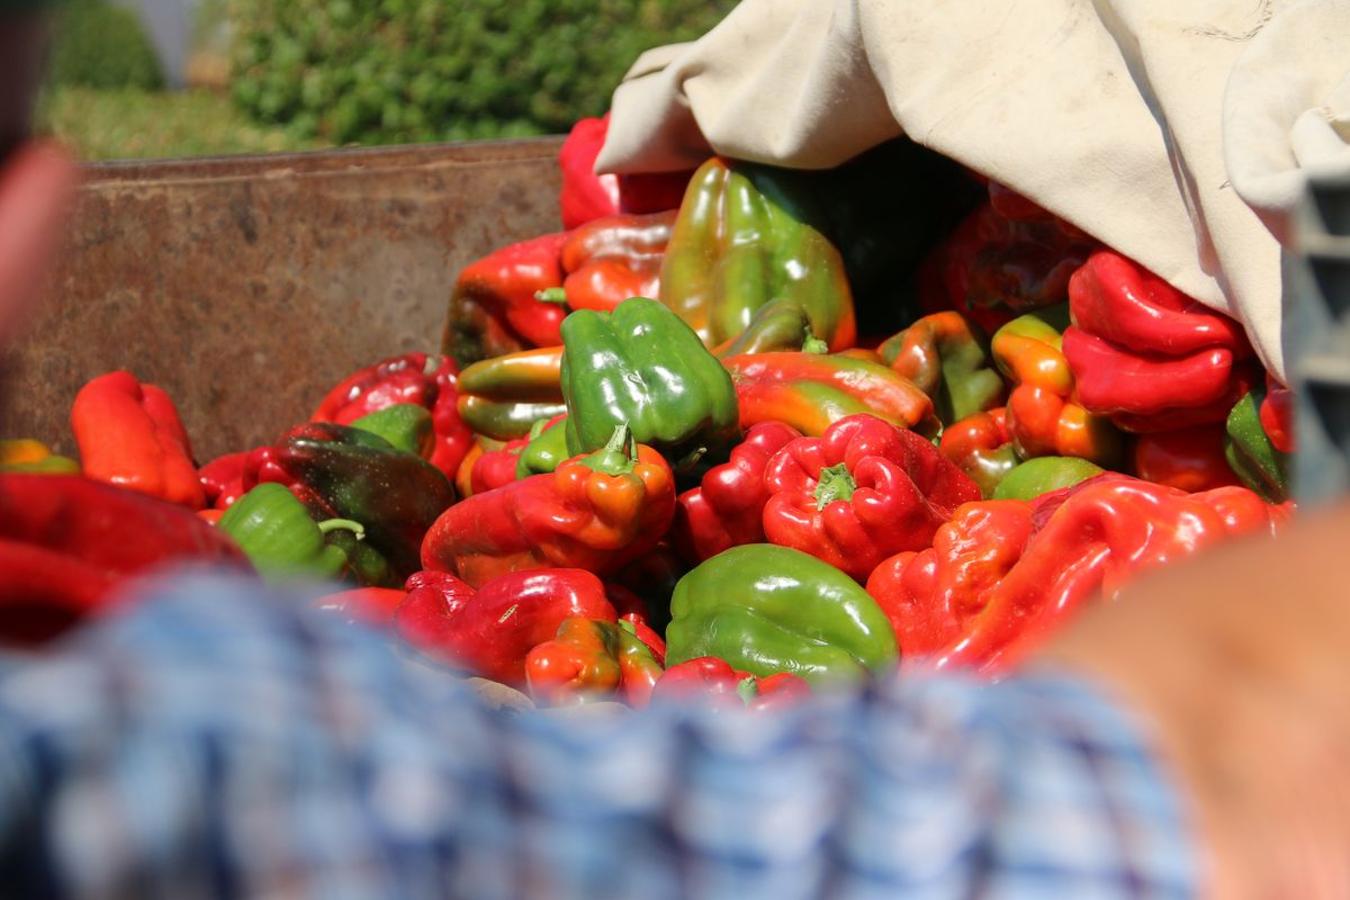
<box><xmin>535</xmin><ymin>287</ymin><xmax>569</xmax><ymax>306</ymax></box>
<box><xmin>736</xmin><ymin>676</ymin><xmax>759</xmax><ymax>705</ymax></box>
<box><xmin>801</xmin><ymin>333</ymin><xmax>829</xmax><ymax>355</ymax></box>
<box><xmin>318</xmin><ymin>518</ymin><xmax>366</xmax><ymax>539</ymax></box>
<box><xmin>578</xmin><ymin>423</ymin><xmax>638</xmax><ymax>476</ymax></box>
<box><xmin>813</xmin><ymin>463</ymin><xmax>857</xmax><ymax>509</ymax></box>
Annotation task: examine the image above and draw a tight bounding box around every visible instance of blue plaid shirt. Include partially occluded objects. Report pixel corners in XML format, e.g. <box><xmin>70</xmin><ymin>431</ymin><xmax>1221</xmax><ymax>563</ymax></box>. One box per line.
<box><xmin>0</xmin><ymin>573</ymin><xmax>1194</xmax><ymax>899</ymax></box>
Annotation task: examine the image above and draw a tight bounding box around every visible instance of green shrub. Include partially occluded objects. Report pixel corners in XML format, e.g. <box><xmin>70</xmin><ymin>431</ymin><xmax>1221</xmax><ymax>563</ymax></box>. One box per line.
<box><xmin>229</xmin><ymin>0</ymin><xmax>739</xmax><ymax>145</ymax></box>
<box><xmin>50</xmin><ymin>0</ymin><xmax>165</xmax><ymax>91</ymax></box>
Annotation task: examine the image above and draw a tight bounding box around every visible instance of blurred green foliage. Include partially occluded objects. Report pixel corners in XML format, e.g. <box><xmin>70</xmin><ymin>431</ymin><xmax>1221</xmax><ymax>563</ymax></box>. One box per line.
<box><xmin>50</xmin><ymin>0</ymin><xmax>165</xmax><ymax>91</ymax></box>
<box><xmin>229</xmin><ymin>0</ymin><xmax>739</xmax><ymax>144</ymax></box>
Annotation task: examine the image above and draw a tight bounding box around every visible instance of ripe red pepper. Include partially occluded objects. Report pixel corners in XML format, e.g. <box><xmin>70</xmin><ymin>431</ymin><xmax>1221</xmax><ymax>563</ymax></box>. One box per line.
<box><xmin>867</xmin><ymin>475</ymin><xmax>1283</xmax><ymax>674</ymax></box>
<box><xmin>0</xmin><ymin>474</ymin><xmax>249</xmax><ymax>644</ymax></box>
<box><xmin>421</xmin><ymin>425</ymin><xmax>676</xmax><ymax>588</ymax></box>
<box><xmin>70</xmin><ymin>371</ymin><xmax>205</xmax><ymax>509</ymax></box>
<box><xmin>312</xmin><ymin>586</ymin><xmax>408</xmax><ymax>626</ymax></box>
<box><xmin>672</xmin><ymin>421</ymin><xmax>801</xmax><ymax>563</ymax></box>
<box><xmin>444</xmin><ymin>232</ymin><xmax>570</xmax><ymax>365</ymax></box>
<box><xmin>762</xmin><ymin>414</ymin><xmax>980</xmax><ymax>580</ymax></box>
<box><xmin>395</xmin><ymin>568</ymin><xmax>615</xmax><ymax>686</ymax></box>
<box><xmin>651</xmin><ymin>657</ymin><xmax>811</xmax><ymax>712</ymax></box>
<box><xmin>1259</xmin><ymin>374</ymin><xmax>1295</xmax><ymax>454</ymax></box>
<box><xmin>524</xmin><ymin>616</ymin><xmax>623</xmax><ymax>705</ymax></box>
<box><xmin>557</xmin><ymin>210</ymin><xmax>675</xmax><ymax>313</ymax></box>
<box><xmin>938</xmin><ymin>408</ymin><xmax>1020</xmax><ymax>498</ymax></box>
<box><xmin>1062</xmin><ymin>250</ymin><xmax>1257</xmax><ymax>432</ymax></box>
<box><xmin>199</xmin><ymin>450</ymin><xmax>250</xmax><ymax>509</ymax></box>
<box><xmin>1132</xmin><ymin>424</ymin><xmax>1241</xmax><ymax>493</ymax></box>
<box><xmin>558</xmin><ymin>114</ymin><xmax>691</xmax><ymax>229</ymax></box>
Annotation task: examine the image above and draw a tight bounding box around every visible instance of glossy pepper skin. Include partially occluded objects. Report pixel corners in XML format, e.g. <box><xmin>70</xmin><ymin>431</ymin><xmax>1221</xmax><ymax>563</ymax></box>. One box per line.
<box><xmin>761</xmin><ymin>414</ymin><xmax>980</xmax><ymax>580</ymax></box>
<box><xmin>666</xmin><ymin>544</ymin><xmax>899</xmax><ymax>685</ymax></box>
<box><xmin>71</xmin><ymin>371</ymin><xmax>205</xmax><ymax>509</ymax></box>
<box><xmin>0</xmin><ymin>475</ymin><xmax>248</xmax><ymax>644</ymax></box>
<box><xmin>216</xmin><ymin>483</ymin><xmax>362</xmax><ymax>581</ymax></box>
<box><xmin>673</xmin><ymin>421</ymin><xmax>801</xmax><ymax>564</ymax></box>
<box><xmin>560</xmin><ymin>297</ymin><xmax>739</xmax><ymax>464</ymax></box>
<box><xmin>616</xmin><ymin>619</ymin><xmax>665</xmax><ymax>707</ymax></box>
<box><xmin>444</xmin><ymin>232</ymin><xmax>569</xmax><ymax>365</ymax></box>
<box><xmin>557</xmin><ymin>210</ymin><xmax>675</xmax><ymax>313</ymax></box>
<box><xmin>710</xmin><ymin>299</ymin><xmax>813</xmax><ymax>358</ymax></box>
<box><xmin>455</xmin><ymin>345</ymin><xmax>565</xmax><ymax>441</ymax></box>
<box><xmin>867</xmin><ymin>476</ymin><xmax>1282</xmax><ymax>674</ymax></box>
<box><xmin>395</xmin><ymin>568</ymin><xmax>616</xmax><ymax>686</ymax></box>
<box><xmin>0</xmin><ymin>439</ymin><xmax>79</xmax><ymax>475</ymax></box>
<box><xmin>514</xmin><ymin>414</ymin><xmax>570</xmax><ymax>478</ymax></box>
<box><xmin>723</xmin><ymin>350</ymin><xmax>939</xmax><ymax>438</ymax></box>
<box><xmin>272</xmin><ymin>423</ymin><xmax>455</xmax><ymax>579</ymax></box>
<box><xmin>524</xmin><ymin>617</ymin><xmax>623</xmax><ymax>706</ymax></box>
<box><xmin>992</xmin><ymin>456</ymin><xmax>1104</xmax><ymax>500</ymax></box>
<box><xmin>651</xmin><ymin>657</ymin><xmax>811</xmax><ymax>711</ymax></box>
<box><xmin>659</xmin><ymin>157</ymin><xmax>857</xmax><ymax>352</ymax></box>
<box><xmin>350</xmin><ymin>404</ymin><xmax>433</xmax><ymax>457</ymax></box>
<box><xmin>1132</xmin><ymin>424</ymin><xmax>1240</xmax><ymax>493</ymax></box>
<box><xmin>938</xmin><ymin>408</ymin><xmax>1020</xmax><ymax>498</ymax></box>
<box><xmin>1225</xmin><ymin>387</ymin><xmax>1290</xmax><ymax>503</ymax></box>
<box><xmin>918</xmin><ymin>191</ymin><xmax>1098</xmax><ymax>334</ymax></box>
<box><xmin>1259</xmin><ymin>375</ymin><xmax>1294</xmax><ymax>454</ymax></box>
<box><xmin>311</xmin><ymin>353</ymin><xmax>473</xmax><ymax>480</ymax></box>
<box><xmin>421</xmin><ymin>425</ymin><xmax>677</xmax><ymax>588</ymax></box>
<box><xmin>991</xmin><ymin>312</ymin><xmax>1122</xmax><ymax>465</ymax></box>
<box><xmin>558</xmin><ymin>114</ymin><xmax>689</xmax><ymax>228</ymax></box>
<box><xmin>1063</xmin><ymin>250</ymin><xmax>1256</xmax><ymax>432</ymax></box>
<box><xmin>878</xmin><ymin>312</ymin><xmax>1004</xmax><ymax>424</ymax></box>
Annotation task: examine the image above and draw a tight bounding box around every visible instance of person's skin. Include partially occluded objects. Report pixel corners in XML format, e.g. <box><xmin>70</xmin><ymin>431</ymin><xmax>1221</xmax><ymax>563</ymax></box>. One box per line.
<box><xmin>0</xmin><ymin>140</ymin><xmax>77</xmax><ymax>341</ymax></box>
<box><xmin>1041</xmin><ymin>502</ymin><xmax>1350</xmax><ymax>899</ymax></box>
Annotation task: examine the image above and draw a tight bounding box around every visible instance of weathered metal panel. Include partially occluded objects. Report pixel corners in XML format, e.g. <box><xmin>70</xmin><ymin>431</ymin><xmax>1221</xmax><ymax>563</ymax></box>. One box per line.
<box><xmin>3</xmin><ymin>138</ymin><xmax>563</xmax><ymax>460</ymax></box>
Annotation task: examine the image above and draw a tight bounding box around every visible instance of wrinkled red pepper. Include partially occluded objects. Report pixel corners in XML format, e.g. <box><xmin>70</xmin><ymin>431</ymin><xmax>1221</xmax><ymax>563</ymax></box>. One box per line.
<box><xmin>651</xmin><ymin>657</ymin><xmax>811</xmax><ymax>711</ymax></box>
<box><xmin>0</xmin><ymin>474</ymin><xmax>249</xmax><ymax>644</ymax></box>
<box><xmin>761</xmin><ymin>414</ymin><xmax>980</xmax><ymax>580</ymax></box>
<box><xmin>672</xmin><ymin>421</ymin><xmax>801</xmax><ymax>564</ymax></box>
<box><xmin>867</xmin><ymin>475</ymin><xmax>1283</xmax><ymax>674</ymax></box>
<box><xmin>1132</xmin><ymin>424</ymin><xmax>1241</xmax><ymax>493</ymax></box>
<box><xmin>1063</xmin><ymin>251</ymin><xmax>1257</xmax><ymax>432</ymax></box>
<box><xmin>395</xmin><ymin>568</ymin><xmax>616</xmax><ymax>686</ymax></box>
<box><xmin>70</xmin><ymin>371</ymin><xmax>205</xmax><ymax>509</ymax></box>
<box><xmin>558</xmin><ymin>114</ymin><xmax>691</xmax><ymax>229</ymax></box>
<box><xmin>557</xmin><ymin>210</ymin><xmax>675</xmax><ymax>313</ymax></box>
<box><xmin>421</xmin><ymin>425</ymin><xmax>676</xmax><ymax>588</ymax></box>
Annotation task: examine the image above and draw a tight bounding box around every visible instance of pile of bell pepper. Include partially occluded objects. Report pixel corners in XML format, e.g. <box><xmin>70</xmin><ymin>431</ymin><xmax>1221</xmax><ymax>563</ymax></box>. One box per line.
<box><xmin>0</xmin><ymin>116</ymin><xmax>1296</xmax><ymax>710</ymax></box>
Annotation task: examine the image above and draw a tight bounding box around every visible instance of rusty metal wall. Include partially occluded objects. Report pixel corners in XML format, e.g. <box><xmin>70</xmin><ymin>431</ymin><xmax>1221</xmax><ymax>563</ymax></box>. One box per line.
<box><xmin>2</xmin><ymin>138</ymin><xmax>563</xmax><ymax>460</ymax></box>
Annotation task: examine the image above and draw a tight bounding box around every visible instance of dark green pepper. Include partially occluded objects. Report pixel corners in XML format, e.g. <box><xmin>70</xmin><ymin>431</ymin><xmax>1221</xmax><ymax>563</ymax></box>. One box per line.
<box><xmin>1225</xmin><ymin>388</ymin><xmax>1290</xmax><ymax>503</ymax></box>
<box><xmin>350</xmin><ymin>403</ymin><xmax>433</xmax><ymax>457</ymax></box>
<box><xmin>217</xmin><ymin>483</ymin><xmax>361</xmax><ymax>580</ymax></box>
<box><xmin>993</xmin><ymin>457</ymin><xmax>1104</xmax><ymax>500</ymax></box>
<box><xmin>666</xmin><ymin>544</ymin><xmax>898</xmax><ymax>685</ymax></box>
<box><xmin>515</xmin><ymin>415</ymin><xmax>571</xmax><ymax>478</ymax></box>
<box><xmin>560</xmin><ymin>296</ymin><xmax>739</xmax><ymax>467</ymax></box>
<box><xmin>275</xmin><ymin>423</ymin><xmax>455</xmax><ymax>578</ymax></box>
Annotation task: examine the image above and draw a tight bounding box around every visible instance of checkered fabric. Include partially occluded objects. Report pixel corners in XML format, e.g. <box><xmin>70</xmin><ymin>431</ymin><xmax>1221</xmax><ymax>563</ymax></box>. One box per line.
<box><xmin>0</xmin><ymin>572</ymin><xmax>1195</xmax><ymax>899</ymax></box>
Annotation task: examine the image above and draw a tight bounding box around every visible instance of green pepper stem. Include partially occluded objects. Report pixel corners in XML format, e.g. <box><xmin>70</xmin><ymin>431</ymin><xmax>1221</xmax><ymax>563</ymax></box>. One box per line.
<box><xmin>736</xmin><ymin>676</ymin><xmax>759</xmax><ymax>705</ymax></box>
<box><xmin>813</xmin><ymin>463</ymin><xmax>857</xmax><ymax>509</ymax></box>
<box><xmin>317</xmin><ymin>518</ymin><xmax>365</xmax><ymax>539</ymax></box>
<box><xmin>534</xmin><ymin>286</ymin><xmax>569</xmax><ymax>306</ymax></box>
<box><xmin>801</xmin><ymin>333</ymin><xmax>829</xmax><ymax>354</ymax></box>
<box><xmin>578</xmin><ymin>423</ymin><xmax>637</xmax><ymax>476</ymax></box>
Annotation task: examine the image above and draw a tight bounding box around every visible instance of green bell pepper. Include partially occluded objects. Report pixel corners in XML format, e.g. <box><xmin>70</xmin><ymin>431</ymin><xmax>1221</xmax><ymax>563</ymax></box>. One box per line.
<box><xmin>666</xmin><ymin>544</ymin><xmax>898</xmax><ymax>685</ymax></box>
<box><xmin>993</xmin><ymin>457</ymin><xmax>1104</xmax><ymax>500</ymax></box>
<box><xmin>515</xmin><ymin>415</ymin><xmax>571</xmax><ymax>478</ymax></box>
<box><xmin>1225</xmin><ymin>388</ymin><xmax>1290</xmax><ymax>503</ymax></box>
<box><xmin>217</xmin><ymin>482</ymin><xmax>362</xmax><ymax>580</ymax></box>
<box><xmin>350</xmin><ymin>403</ymin><xmax>433</xmax><ymax>457</ymax></box>
<box><xmin>560</xmin><ymin>296</ymin><xmax>739</xmax><ymax>467</ymax></box>
<box><xmin>712</xmin><ymin>298</ymin><xmax>813</xmax><ymax>358</ymax></box>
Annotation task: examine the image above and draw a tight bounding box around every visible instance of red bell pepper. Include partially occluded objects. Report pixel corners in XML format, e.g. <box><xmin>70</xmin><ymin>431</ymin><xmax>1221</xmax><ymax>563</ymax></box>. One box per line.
<box><xmin>70</xmin><ymin>371</ymin><xmax>205</xmax><ymax>509</ymax></box>
<box><xmin>395</xmin><ymin>568</ymin><xmax>615</xmax><ymax>686</ymax></box>
<box><xmin>444</xmin><ymin>232</ymin><xmax>570</xmax><ymax>364</ymax></box>
<box><xmin>1132</xmin><ymin>424</ymin><xmax>1241</xmax><ymax>493</ymax></box>
<box><xmin>722</xmin><ymin>351</ymin><xmax>939</xmax><ymax>438</ymax></box>
<box><xmin>556</xmin><ymin>211</ymin><xmax>675</xmax><ymax>313</ymax></box>
<box><xmin>558</xmin><ymin>114</ymin><xmax>691</xmax><ymax>229</ymax></box>
<box><xmin>867</xmin><ymin>475</ymin><xmax>1283</xmax><ymax>675</ymax></box>
<box><xmin>1062</xmin><ymin>250</ymin><xmax>1258</xmax><ymax>432</ymax></box>
<box><xmin>672</xmin><ymin>421</ymin><xmax>801</xmax><ymax>563</ymax></box>
<box><xmin>1260</xmin><ymin>374</ymin><xmax>1294</xmax><ymax>454</ymax></box>
<box><xmin>0</xmin><ymin>474</ymin><xmax>249</xmax><ymax>644</ymax></box>
<box><xmin>524</xmin><ymin>616</ymin><xmax>623</xmax><ymax>705</ymax></box>
<box><xmin>199</xmin><ymin>450</ymin><xmax>250</xmax><ymax>509</ymax></box>
<box><xmin>651</xmin><ymin>657</ymin><xmax>811</xmax><ymax>711</ymax></box>
<box><xmin>938</xmin><ymin>408</ymin><xmax>1020</xmax><ymax>498</ymax></box>
<box><xmin>761</xmin><ymin>414</ymin><xmax>980</xmax><ymax>580</ymax></box>
<box><xmin>312</xmin><ymin>586</ymin><xmax>408</xmax><ymax>626</ymax></box>
<box><xmin>420</xmin><ymin>425</ymin><xmax>676</xmax><ymax>588</ymax></box>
